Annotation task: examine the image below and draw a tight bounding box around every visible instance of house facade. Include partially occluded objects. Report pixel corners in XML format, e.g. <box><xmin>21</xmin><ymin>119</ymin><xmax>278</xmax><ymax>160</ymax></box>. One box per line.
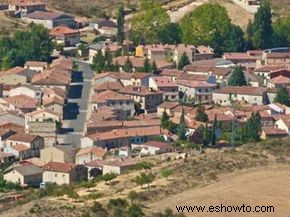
<box><xmin>213</xmin><ymin>86</ymin><xmax>268</xmax><ymax>106</ymax></box>
<box><xmin>42</xmin><ymin>162</ymin><xmax>87</xmax><ymax>185</ymax></box>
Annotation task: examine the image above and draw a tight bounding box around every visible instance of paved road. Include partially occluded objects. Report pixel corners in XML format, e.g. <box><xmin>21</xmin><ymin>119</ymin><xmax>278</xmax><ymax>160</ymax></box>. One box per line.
<box><xmin>57</xmin><ymin>61</ymin><xmax>94</xmax><ymax>146</ymax></box>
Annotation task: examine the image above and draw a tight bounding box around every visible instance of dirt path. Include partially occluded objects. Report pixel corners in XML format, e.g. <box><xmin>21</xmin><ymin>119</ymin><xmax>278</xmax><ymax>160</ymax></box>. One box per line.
<box><xmin>168</xmin><ymin>0</ymin><xmax>209</xmax><ymax>23</ymax></box>
<box><xmin>149</xmin><ymin>165</ymin><xmax>290</xmax><ymax>217</ymax></box>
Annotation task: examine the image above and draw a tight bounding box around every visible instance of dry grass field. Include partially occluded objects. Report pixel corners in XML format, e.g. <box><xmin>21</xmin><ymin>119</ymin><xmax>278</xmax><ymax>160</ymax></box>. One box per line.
<box><xmin>150</xmin><ymin>165</ymin><xmax>290</xmax><ymax>217</ymax></box>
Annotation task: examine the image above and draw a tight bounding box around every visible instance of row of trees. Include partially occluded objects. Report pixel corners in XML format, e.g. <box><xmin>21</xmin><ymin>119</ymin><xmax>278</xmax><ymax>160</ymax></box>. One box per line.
<box><xmin>0</xmin><ymin>23</ymin><xmax>53</xmax><ymax>70</ymax></box>
<box><xmin>129</xmin><ymin>0</ymin><xmax>290</xmax><ymax>54</ymax></box>
<box><xmin>91</xmin><ymin>51</ymin><xmax>159</xmax><ymax>73</ymax></box>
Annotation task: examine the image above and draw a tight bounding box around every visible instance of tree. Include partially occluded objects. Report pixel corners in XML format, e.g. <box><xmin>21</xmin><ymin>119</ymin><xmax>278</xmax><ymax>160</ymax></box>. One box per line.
<box><xmin>223</xmin><ymin>24</ymin><xmax>245</xmax><ymax>52</ymax></box>
<box><xmin>273</xmin><ymin>15</ymin><xmax>290</xmax><ymax>47</ymax></box>
<box><xmin>228</xmin><ymin>66</ymin><xmax>247</xmax><ymax>86</ymax></box>
<box><xmin>161</xmin><ymin>111</ymin><xmax>170</xmax><ymax>129</ymax></box>
<box><xmin>178</xmin><ymin>109</ymin><xmax>186</xmax><ymax>140</ymax></box>
<box><xmin>102</xmin><ymin>172</ymin><xmax>117</xmax><ymax>184</ymax></box>
<box><xmin>210</xmin><ymin>115</ymin><xmax>217</xmax><ymax>146</ymax></box>
<box><xmin>127</xmin><ymin>204</ymin><xmax>144</xmax><ymax>217</ymax></box>
<box><xmin>91</xmin><ymin>50</ymin><xmax>106</xmax><ymax>73</ymax></box>
<box><xmin>0</xmin><ymin>24</ymin><xmax>53</xmax><ymax>69</ymax></box>
<box><xmin>195</xmin><ymin>104</ymin><xmax>208</xmax><ymax>122</ymax></box>
<box><xmin>134</xmin><ymin>172</ymin><xmax>155</xmax><ymax>189</ymax></box>
<box><xmin>130</xmin><ymin>0</ymin><xmax>170</xmax><ymax>44</ymax></box>
<box><xmin>128</xmin><ymin>190</ymin><xmax>138</xmax><ymax>204</ymax></box>
<box><xmin>180</xmin><ymin>3</ymin><xmax>232</xmax><ymax>54</ymax></box>
<box><xmin>247</xmin><ymin>0</ymin><xmax>273</xmax><ymax>49</ymax></box>
<box><xmin>143</xmin><ymin>58</ymin><xmax>152</xmax><ymax>73</ymax></box>
<box><xmin>157</xmin><ymin>23</ymin><xmax>182</xmax><ymax>44</ymax></box>
<box><xmin>124</xmin><ymin>57</ymin><xmax>133</xmax><ymax>72</ymax></box>
<box><xmin>274</xmin><ymin>87</ymin><xmax>290</xmax><ymax>106</ymax></box>
<box><xmin>178</xmin><ymin>52</ymin><xmax>190</xmax><ymax>70</ymax></box>
<box><xmin>152</xmin><ymin>60</ymin><xmax>158</xmax><ymax>74</ymax></box>
<box><xmin>116</xmin><ymin>5</ymin><xmax>125</xmax><ymax>44</ymax></box>
<box><xmin>160</xmin><ymin>169</ymin><xmax>172</xmax><ymax>179</ymax></box>
<box><xmin>246</xmin><ymin>112</ymin><xmax>261</xmax><ymax>142</ymax></box>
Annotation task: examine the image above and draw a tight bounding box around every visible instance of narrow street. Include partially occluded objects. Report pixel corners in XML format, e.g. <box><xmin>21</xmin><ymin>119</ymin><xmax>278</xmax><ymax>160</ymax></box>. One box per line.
<box><xmin>57</xmin><ymin>61</ymin><xmax>94</xmax><ymax>146</ymax></box>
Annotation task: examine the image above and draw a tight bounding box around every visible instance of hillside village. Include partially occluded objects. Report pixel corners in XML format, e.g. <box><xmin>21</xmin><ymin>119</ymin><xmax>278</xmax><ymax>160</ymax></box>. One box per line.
<box><xmin>0</xmin><ymin>0</ymin><xmax>289</xmax><ymax>216</ymax></box>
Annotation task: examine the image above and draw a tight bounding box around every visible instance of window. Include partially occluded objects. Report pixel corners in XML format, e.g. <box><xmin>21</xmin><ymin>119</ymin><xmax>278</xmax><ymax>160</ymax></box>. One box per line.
<box><xmin>55</xmin><ymin>173</ymin><xmax>58</xmax><ymax>177</ymax></box>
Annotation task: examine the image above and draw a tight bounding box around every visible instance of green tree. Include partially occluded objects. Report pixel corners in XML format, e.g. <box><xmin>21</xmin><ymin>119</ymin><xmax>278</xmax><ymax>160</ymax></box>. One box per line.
<box><xmin>128</xmin><ymin>190</ymin><xmax>138</xmax><ymax>204</ymax></box>
<box><xmin>0</xmin><ymin>24</ymin><xmax>53</xmax><ymax>69</ymax></box>
<box><xmin>180</xmin><ymin>3</ymin><xmax>231</xmax><ymax>54</ymax></box>
<box><xmin>210</xmin><ymin>115</ymin><xmax>217</xmax><ymax>146</ymax></box>
<box><xmin>130</xmin><ymin>0</ymin><xmax>170</xmax><ymax>44</ymax></box>
<box><xmin>274</xmin><ymin>87</ymin><xmax>290</xmax><ymax>106</ymax></box>
<box><xmin>116</xmin><ymin>5</ymin><xmax>125</xmax><ymax>44</ymax></box>
<box><xmin>127</xmin><ymin>204</ymin><xmax>144</xmax><ymax>217</ymax></box>
<box><xmin>102</xmin><ymin>172</ymin><xmax>117</xmax><ymax>184</ymax></box>
<box><xmin>195</xmin><ymin>104</ymin><xmax>208</xmax><ymax>122</ymax></box>
<box><xmin>178</xmin><ymin>109</ymin><xmax>186</xmax><ymax>140</ymax></box>
<box><xmin>178</xmin><ymin>52</ymin><xmax>190</xmax><ymax>70</ymax></box>
<box><xmin>246</xmin><ymin>112</ymin><xmax>261</xmax><ymax>142</ymax></box>
<box><xmin>228</xmin><ymin>66</ymin><xmax>247</xmax><ymax>86</ymax></box>
<box><xmin>124</xmin><ymin>57</ymin><xmax>133</xmax><ymax>72</ymax></box>
<box><xmin>161</xmin><ymin>111</ymin><xmax>170</xmax><ymax>129</ymax></box>
<box><xmin>223</xmin><ymin>24</ymin><xmax>245</xmax><ymax>52</ymax></box>
<box><xmin>273</xmin><ymin>15</ymin><xmax>290</xmax><ymax>47</ymax></box>
<box><xmin>91</xmin><ymin>50</ymin><xmax>106</xmax><ymax>73</ymax></box>
<box><xmin>157</xmin><ymin>23</ymin><xmax>182</xmax><ymax>44</ymax></box>
<box><xmin>160</xmin><ymin>168</ymin><xmax>172</xmax><ymax>179</ymax></box>
<box><xmin>134</xmin><ymin>172</ymin><xmax>155</xmax><ymax>189</ymax></box>
<box><xmin>152</xmin><ymin>60</ymin><xmax>158</xmax><ymax>74</ymax></box>
<box><xmin>247</xmin><ymin>0</ymin><xmax>273</xmax><ymax>49</ymax></box>
<box><xmin>143</xmin><ymin>58</ymin><xmax>152</xmax><ymax>73</ymax></box>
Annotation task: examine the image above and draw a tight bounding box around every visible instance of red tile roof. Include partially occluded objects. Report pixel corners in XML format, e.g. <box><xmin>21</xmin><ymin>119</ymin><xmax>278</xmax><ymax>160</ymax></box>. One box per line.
<box><xmin>94</xmin><ymin>81</ymin><xmax>124</xmax><ymax>92</ymax></box>
<box><xmin>42</xmin><ymin>161</ymin><xmax>76</xmax><ymax>173</ymax></box>
<box><xmin>5</xmin><ymin>95</ymin><xmax>37</xmax><ymax>109</ymax></box>
<box><xmin>152</xmin><ymin>77</ymin><xmax>178</xmax><ymax>88</ymax></box>
<box><xmin>176</xmin><ymin>80</ymin><xmax>216</xmax><ymax>88</ymax></box>
<box><xmin>76</xmin><ymin>146</ymin><xmax>106</xmax><ymax>157</ymax></box>
<box><xmin>270</xmin><ymin>75</ymin><xmax>290</xmax><ymax>84</ymax></box>
<box><xmin>262</xmin><ymin>127</ymin><xmax>288</xmax><ymax>135</ymax></box>
<box><xmin>88</xmin><ymin>126</ymin><xmax>162</xmax><ymax>141</ymax></box>
<box><xmin>50</xmin><ymin>26</ymin><xmax>79</xmax><ymax>36</ymax></box>
<box><xmin>12</xmin><ymin>144</ymin><xmax>30</xmax><ymax>152</ymax></box>
<box><xmin>91</xmin><ymin>90</ymin><xmax>132</xmax><ymax>103</ymax></box>
<box><xmin>8</xmin><ymin>132</ymin><xmax>39</xmax><ymax>143</ymax></box>
<box><xmin>158</xmin><ymin>101</ymin><xmax>179</xmax><ymax>109</ymax></box>
<box><xmin>214</xmin><ymin>86</ymin><xmax>267</xmax><ymax>96</ymax></box>
<box><xmin>119</xmin><ymin>85</ymin><xmax>162</xmax><ymax>96</ymax></box>
<box><xmin>223</xmin><ymin>52</ymin><xmax>258</xmax><ymax>60</ymax></box>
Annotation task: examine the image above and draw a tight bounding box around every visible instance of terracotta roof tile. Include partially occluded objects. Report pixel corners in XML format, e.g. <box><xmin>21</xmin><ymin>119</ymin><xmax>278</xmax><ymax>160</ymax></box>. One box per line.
<box><xmin>214</xmin><ymin>86</ymin><xmax>267</xmax><ymax>96</ymax></box>
<box><xmin>42</xmin><ymin>161</ymin><xmax>76</xmax><ymax>173</ymax></box>
<box><xmin>76</xmin><ymin>146</ymin><xmax>106</xmax><ymax>158</ymax></box>
<box><xmin>8</xmin><ymin>132</ymin><xmax>39</xmax><ymax>143</ymax></box>
<box><xmin>119</xmin><ymin>85</ymin><xmax>162</xmax><ymax>96</ymax></box>
<box><xmin>91</xmin><ymin>90</ymin><xmax>132</xmax><ymax>103</ymax></box>
<box><xmin>12</xmin><ymin>144</ymin><xmax>30</xmax><ymax>152</ymax></box>
<box><xmin>5</xmin><ymin>95</ymin><xmax>37</xmax><ymax>109</ymax></box>
<box><xmin>50</xmin><ymin>26</ymin><xmax>79</xmax><ymax>36</ymax></box>
<box><xmin>94</xmin><ymin>81</ymin><xmax>124</xmax><ymax>92</ymax></box>
<box><xmin>88</xmin><ymin>126</ymin><xmax>162</xmax><ymax>141</ymax></box>
<box><xmin>152</xmin><ymin>77</ymin><xmax>177</xmax><ymax>88</ymax></box>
